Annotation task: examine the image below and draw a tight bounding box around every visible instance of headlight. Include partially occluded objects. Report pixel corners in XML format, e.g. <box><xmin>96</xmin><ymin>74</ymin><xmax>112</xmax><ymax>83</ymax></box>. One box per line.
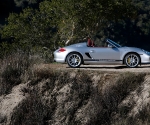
<box><xmin>142</xmin><ymin>49</ymin><xmax>150</xmax><ymax>55</ymax></box>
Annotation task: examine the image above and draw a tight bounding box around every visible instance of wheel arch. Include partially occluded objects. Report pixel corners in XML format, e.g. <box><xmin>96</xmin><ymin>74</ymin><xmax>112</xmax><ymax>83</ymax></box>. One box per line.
<box><xmin>65</xmin><ymin>51</ymin><xmax>84</xmax><ymax>64</ymax></box>
<box><xmin>123</xmin><ymin>52</ymin><xmax>141</xmax><ymax>64</ymax></box>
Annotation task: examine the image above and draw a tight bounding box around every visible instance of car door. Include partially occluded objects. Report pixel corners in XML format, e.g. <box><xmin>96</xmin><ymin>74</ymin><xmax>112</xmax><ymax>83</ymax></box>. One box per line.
<box><xmin>89</xmin><ymin>47</ymin><xmax>120</xmax><ymax>62</ymax></box>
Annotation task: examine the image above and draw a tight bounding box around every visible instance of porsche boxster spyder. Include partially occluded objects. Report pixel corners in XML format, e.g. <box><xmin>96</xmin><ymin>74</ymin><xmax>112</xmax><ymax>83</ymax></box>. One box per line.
<box><xmin>54</xmin><ymin>39</ymin><xmax>150</xmax><ymax>68</ymax></box>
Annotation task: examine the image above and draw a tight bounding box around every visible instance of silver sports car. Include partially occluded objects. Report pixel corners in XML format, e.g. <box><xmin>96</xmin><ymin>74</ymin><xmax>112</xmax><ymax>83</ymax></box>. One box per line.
<box><xmin>54</xmin><ymin>39</ymin><xmax>150</xmax><ymax>68</ymax></box>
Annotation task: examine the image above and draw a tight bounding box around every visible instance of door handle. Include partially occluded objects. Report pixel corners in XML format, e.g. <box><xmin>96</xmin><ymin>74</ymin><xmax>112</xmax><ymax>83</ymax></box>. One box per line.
<box><xmin>90</xmin><ymin>50</ymin><xmax>94</xmax><ymax>53</ymax></box>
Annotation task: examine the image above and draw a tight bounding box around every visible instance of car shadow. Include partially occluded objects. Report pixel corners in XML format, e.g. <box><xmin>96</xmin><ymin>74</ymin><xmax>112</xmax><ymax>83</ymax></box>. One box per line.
<box><xmin>66</xmin><ymin>65</ymin><xmax>150</xmax><ymax>69</ymax></box>
<box><xmin>66</xmin><ymin>66</ymin><xmax>127</xmax><ymax>69</ymax></box>
<box><xmin>81</xmin><ymin>66</ymin><xmax>127</xmax><ymax>69</ymax></box>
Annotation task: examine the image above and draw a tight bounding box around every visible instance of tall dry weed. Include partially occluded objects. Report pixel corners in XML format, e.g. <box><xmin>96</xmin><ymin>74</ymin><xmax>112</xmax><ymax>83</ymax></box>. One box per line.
<box><xmin>0</xmin><ymin>51</ymin><xmax>45</xmax><ymax>95</ymax></box>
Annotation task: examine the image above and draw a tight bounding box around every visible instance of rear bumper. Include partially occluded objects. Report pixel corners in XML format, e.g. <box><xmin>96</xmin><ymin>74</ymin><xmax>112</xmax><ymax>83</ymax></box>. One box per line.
<box><xmin>53</xmin><ymin>51</ymin><xmax>68</xmax><ymax>63</ymax></box>
<box><xmin>54</xmin><ymin>58</ymin><xmax>66</xmax><ymax>63</ymax></box>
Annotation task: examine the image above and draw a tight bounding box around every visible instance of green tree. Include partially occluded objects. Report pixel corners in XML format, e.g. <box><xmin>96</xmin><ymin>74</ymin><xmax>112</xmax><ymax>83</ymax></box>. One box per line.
<box><xmin>2</xmin><ymin>8</ymin><xmax>58</xmax><ymax>49</ymax></box>
<box><xmin>97</xmin><ymin>0</ymin><xmax>150</xmax><ymax>50</ymax></box>
<box><xmin>39</xmin><ymin>0</ymin><xmax>137</xmax><ymax>44</ymax></box>
<box><xmin>1</xmin><ymin>0</ymin><xmax>137</xmax><ymax>49</ymax></box>
<box><xmin>14</xmin><ymin>0</ymin><xmax>38</xmax><ymax>7</ymax></box>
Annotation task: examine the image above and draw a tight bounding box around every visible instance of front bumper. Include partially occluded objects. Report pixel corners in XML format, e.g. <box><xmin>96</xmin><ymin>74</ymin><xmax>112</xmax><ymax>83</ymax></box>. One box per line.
<box><xmin>140</xmin><ymin>54</ymin><xmax>150</xmax><ymax>64</ymax></box>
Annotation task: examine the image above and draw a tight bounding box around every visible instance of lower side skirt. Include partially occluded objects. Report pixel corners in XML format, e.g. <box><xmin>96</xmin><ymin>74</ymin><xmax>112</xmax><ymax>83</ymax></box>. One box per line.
<box><xmin>83</xmin><ymin>59</ymin><xmax>122</xmax><ymax>65</ymax></box>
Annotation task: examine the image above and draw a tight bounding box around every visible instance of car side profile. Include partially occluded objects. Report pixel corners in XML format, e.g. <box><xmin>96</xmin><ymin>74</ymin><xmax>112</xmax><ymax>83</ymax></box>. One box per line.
<box><xmin>54</xmin><ymin>39</ymin><xmax>150</xmax><ymax>68</ymax></box>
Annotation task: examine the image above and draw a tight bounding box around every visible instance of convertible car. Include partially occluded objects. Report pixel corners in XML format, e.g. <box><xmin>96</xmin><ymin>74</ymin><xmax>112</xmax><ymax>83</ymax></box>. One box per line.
<box><xmin>54</xmin><ymin>39</ymin><xmax>150</xmax><ymax>68</ymax></box>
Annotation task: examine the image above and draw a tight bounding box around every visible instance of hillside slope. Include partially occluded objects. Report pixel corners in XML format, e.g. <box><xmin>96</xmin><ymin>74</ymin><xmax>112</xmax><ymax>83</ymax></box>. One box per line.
<box><xmin>0</xmin><ymin>67</ymin><xmax>149</xmax><ymax>125</ymax></box>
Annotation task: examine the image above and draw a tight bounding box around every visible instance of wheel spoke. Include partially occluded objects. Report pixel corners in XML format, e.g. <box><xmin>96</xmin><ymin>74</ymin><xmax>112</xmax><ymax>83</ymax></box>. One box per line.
<box><xmin>67</xmin><ymin>53</ymin><xmax>82</xmax><ymax>68</ymax></box>
<box><xmin>125</xmin><ymin>54</ymin><xmax>139</xmax><ymax>68</ymax></box>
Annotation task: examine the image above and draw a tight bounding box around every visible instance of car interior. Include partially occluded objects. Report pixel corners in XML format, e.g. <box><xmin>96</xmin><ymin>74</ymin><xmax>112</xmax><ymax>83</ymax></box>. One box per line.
<box><xmin>87</xmin><ymin>38</ymin><xmax>112</xmax><ymax>48</ymax></box>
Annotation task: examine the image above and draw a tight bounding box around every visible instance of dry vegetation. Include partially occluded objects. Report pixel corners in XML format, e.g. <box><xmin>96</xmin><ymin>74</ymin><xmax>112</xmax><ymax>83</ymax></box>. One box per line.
<box><xmin>0</xmin><ymin>52</ymin><xmax>150</xmax><ymax>125</ymax></box>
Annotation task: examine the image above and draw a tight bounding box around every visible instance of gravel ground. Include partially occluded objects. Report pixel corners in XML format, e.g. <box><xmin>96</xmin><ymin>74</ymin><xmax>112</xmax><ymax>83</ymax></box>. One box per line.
<box><xmin>49</xmin><ymin>63</ymin><xmax>150</xmax><ymax>73</ymax></box>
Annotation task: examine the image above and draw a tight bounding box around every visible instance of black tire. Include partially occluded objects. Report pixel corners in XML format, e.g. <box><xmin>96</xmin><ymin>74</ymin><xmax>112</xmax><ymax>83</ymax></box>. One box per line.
<box><xmin>66</xmin><ymin>53</ymin><xmax>82</xmax><ymax>68</ymax></box>
<box><xmin>124</xmin><ymin>53</ymin><xmax>140</xmax><ymax>68</ymax></box>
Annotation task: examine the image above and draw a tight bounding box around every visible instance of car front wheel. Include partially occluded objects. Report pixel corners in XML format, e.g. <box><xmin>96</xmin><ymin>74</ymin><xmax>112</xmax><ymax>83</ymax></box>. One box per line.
<box><xmin>124</xmin><ymin>53</ymin><xmax>140</xmax><ymax>68</ymax></box>
<box><xmin>66</xmin><ymin>53</ymin><xmax>82</xmax><ymax>68</ymax></box>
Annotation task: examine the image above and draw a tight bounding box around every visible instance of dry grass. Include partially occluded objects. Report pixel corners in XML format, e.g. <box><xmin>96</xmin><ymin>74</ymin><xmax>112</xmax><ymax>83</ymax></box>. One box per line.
<box><xmin>0</xmin><ymin>52</ymin><xmax>150</xmax><ymax>125</ymax></box>
<box><xmin>0</xmin><ymin>51</ymin><xmax>45</xmax><ymax>95</ymax></box>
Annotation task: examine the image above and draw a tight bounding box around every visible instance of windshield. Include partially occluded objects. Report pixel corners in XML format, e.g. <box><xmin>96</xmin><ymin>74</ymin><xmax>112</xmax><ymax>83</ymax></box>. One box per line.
<box><xmin>106</xmin><ymin>39</ymin><xmax>121</xmax><ymax>48</ymax></box>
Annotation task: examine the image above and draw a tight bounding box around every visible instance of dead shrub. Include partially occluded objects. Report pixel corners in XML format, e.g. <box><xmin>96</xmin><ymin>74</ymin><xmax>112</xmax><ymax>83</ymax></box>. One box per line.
<box><xmin>0</xmin><ymin>51</ymin><xmax>45</xmax><ymax>95</ymax></box>
<box><xmin>97</xmin><ymin>72</ymin><xmax>146</xmax><ymax>125</ymax></box>
<box><xmin>11</xmin><ymin>88</ymin><xmax>47</xmax><ymax>125</ymax></box>
<box><xmin>102</xmin><ymin>72</ymin><xmax>145</xmax><ymax>111</ymax></box>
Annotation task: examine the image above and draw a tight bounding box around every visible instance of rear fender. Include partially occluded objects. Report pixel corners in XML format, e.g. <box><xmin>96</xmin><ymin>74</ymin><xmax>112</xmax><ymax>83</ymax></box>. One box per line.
<box><xmin>65</xmin><ymin>52</ymin><xmax>84</xmax><ymax>64</ymax></box>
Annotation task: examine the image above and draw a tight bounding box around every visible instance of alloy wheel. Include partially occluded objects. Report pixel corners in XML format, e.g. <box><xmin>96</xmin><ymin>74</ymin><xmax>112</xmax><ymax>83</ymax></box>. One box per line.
<box><xmin>125</xmin><ymin>53</ymin><xmax>140</xmax><ymax>68</ymax></box>
<box><xmin>67</xmin><ymin>53</ymin><xmax>82</xmax><ymax>68</ymax></box>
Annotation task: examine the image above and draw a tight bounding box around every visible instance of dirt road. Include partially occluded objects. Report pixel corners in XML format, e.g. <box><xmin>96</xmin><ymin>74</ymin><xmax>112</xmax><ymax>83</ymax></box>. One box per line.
<box><xmin>48</xmin><ymin>63</ymin><xmax>150</xmax><ymax>73</ymax></box>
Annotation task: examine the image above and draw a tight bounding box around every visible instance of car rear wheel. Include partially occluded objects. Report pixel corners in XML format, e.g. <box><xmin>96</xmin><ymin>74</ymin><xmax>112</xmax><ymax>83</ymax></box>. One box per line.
<box><xmin>124</xmin><ymin>53</ymin><xmax>140</xmax><ymax>68</ymax></box>
<box><xmin>66</xmin><ymin>53</ymin><xmax>82</xmax><ymax>68</ymax></box>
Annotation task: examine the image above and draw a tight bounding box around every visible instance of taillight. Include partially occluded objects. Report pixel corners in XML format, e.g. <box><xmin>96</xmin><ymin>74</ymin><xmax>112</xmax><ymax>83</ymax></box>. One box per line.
<box><xmin>58</xmin><ymin>48</ymin><xmax>66</xmax><ymax>52</ymax></box>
